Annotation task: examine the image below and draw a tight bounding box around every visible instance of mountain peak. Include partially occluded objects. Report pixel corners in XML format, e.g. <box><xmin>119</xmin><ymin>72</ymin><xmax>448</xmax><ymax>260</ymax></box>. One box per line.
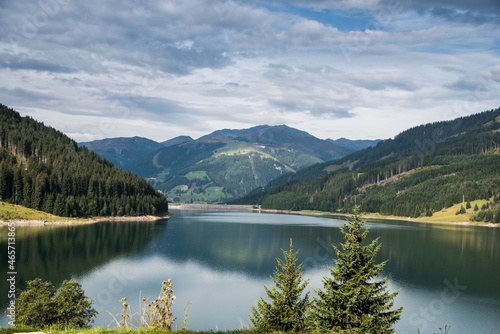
<box><xmin>161</xmin><ymin>135</ymin><xmax>194</xmax><ymax>147</ymax></box>
<box><xmin>198</xmin><ymin>124</ymin><xmax>313</xmax><ymax>141</ymax></box>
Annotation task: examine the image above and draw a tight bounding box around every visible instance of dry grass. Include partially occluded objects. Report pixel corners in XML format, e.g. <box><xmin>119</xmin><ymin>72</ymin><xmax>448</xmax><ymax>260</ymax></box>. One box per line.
<box><xmin>0</xmin><ymin>201</ymin><xmax>86</xmax><ymax>222</ymax></box>
<box><xmin>417</xmin><ymin>199</ymin><xmax>490</xmax><ymax>223</ymax></box>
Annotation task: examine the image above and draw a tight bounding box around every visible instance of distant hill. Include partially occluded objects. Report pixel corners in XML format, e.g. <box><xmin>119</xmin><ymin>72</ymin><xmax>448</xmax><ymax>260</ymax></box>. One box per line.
<box><xmin>80</xmin><ymin>135</ymin><xmax>195</xmax><ymax>168</ymax></box>
<box><xmin>327</xmin><ymin>137</ymin><xmax>381</xmax><ymax>154</ymax></box>
<box><xmin>161</xmin><ymin>135</ymin><xmax>193</xmax><ymax>147</ymax></box>
<box><xmin>121</xmin><ymin>125</ymin><xmax>375</xmax><ymax>204</ymax></box>
<box><xmin>234</xmin><ymin>125</ymin><xmax>350</xmax><ymax>161</ymax></box>
<box><xmin>199</xmin><ymin>125</ymin><xmax>274</xmax><ymax>140</ymax></box>
<box><xmin>234</xmin><ymin>108</ymin><xmax>500</xmax><ymax>222</ymax></box>
<box><xmin>0</xmin><ymin>104</ymin><xmax>168</xmax><ymax>217</ymax></box>
<box><xmin>80</xmin><ymin>136</ymin><xmax>164</xmax><ymax>168</ymax></box>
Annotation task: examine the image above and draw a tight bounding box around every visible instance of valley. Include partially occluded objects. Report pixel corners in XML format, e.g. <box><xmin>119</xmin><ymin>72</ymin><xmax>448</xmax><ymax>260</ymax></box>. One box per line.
<box><xmin>82</xmin><ymin>125</ymin><xmax>379</xmax><ymax>204</ymax></box>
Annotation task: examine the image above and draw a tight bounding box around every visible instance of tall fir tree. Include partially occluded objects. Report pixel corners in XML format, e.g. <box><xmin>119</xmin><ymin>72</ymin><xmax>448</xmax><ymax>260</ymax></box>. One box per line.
<box><xmin>249</xmin><ymin>239</ymin><xmax>310</xmax><ymax>332</ymax></box>
<box><xmin>310</xmin><ymin>204</ymin><xmax>402</xmax><ymax>333</ymax></box>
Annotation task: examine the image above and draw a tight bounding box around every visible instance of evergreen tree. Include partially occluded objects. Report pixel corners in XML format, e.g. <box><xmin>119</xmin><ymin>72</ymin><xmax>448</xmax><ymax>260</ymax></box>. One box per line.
<box><xmin>249</xmin><ymin>239</ymin><xmax>310</xmax><ymax>332</ymax></box>
<box><xmin>0</xmin><ymin>104</ymin><xmax>168</xmax><ymax>218</ymax></box>
<box><xmin>310</xmin><ymin>205</ymin><xmax>402</xmax><ymax>333</ymax></box>
<box><xmin>456</xmin><ymin>204</ymin><xmax>468</xmax><ymax>215</ymax></box>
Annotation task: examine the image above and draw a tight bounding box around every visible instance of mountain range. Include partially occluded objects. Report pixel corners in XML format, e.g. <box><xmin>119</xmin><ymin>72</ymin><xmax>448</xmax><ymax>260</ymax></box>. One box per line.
<box><xmin>234</xmin><ymin>108</ymin><xmax>500</xmax><ymax>222</ymax></box>
<box><xmin>80</xmin><ymin>125</ymin><xmax>380</xmax><ymax>203</ymax></box>
<box><xmin>2</xmin><ymin>101</ymin><xmax>498</xmax><ymax>222</ymax></box>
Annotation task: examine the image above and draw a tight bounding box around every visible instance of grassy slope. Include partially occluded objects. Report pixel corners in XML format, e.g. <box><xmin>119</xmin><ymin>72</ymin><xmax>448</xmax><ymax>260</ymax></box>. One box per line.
<box><xmin>0</xmin><ymin>201</ymin><xmax>170</xmax><ymax>223</ymax></box>
<box><xmin>290</xmin><ymin>199</ymin><xmax>493</xmax><ymax>225</ymax></box>
<box><xmin>0</xmin><ymin>201</ymin><xmax>89</xmax><ymax>222</ymax></box>
<box><xmin>416</xmin><ymin>199</ymin><xmax>490</xmax><ymax>223</ymax></box>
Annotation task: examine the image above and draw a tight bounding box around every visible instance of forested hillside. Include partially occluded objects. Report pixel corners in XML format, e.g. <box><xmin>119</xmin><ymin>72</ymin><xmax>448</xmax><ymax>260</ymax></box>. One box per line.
<box><xmin>235</xmin><ymin>108</ymin><xmax>500</xmax><ymax>222</ymax></box>
<box><xmin>120</xmin><ymin>125</ymin><xmax>378</xmax><ymax>204</ymax></box>
<box><xmin>0</xmin><ymin>104</ymin><xmax>168</xmax><ymax>217</ymax></box>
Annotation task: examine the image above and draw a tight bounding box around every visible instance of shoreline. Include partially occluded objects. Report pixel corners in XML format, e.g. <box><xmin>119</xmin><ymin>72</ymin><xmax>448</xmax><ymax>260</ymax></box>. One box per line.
<box><xmin>257</xmin><ymin>208</ymin><xmax>500</xmax><ymax>228</ymax></box>
<box><xmin>168</xmin><ymin>203</ymin><xmax>254</xmax><ymax>211</ymax></box>
<box><xmin>1</xmin><ymin>202</ymin><xmax>497</xmax><ymax>228</ymax></box>
<box><xmin>0</xmin><ymin>213</ymin><xmax>171</xmax><ymax>227</ymax></box>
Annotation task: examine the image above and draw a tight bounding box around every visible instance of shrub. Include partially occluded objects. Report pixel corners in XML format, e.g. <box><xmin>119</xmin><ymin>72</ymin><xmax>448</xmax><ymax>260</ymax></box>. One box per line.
<box><xmin>14</xmin><ymin>278</ymin><xmax>97</xmax><ymax>329</ymax></box>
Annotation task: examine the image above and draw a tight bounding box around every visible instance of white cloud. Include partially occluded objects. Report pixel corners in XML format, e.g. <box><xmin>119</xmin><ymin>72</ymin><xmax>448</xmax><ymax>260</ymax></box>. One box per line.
<box><xmin>0</xmin><ymin>0</ymin><xmax>499</xmax><ymax>142</ymax></box>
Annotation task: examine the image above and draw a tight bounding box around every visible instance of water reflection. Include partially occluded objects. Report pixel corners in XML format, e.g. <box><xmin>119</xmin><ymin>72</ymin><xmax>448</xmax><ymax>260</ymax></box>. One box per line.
<box><xmin>1</xmin><ymin>211</ymin><xmax>499</xmax><ymax>333</ymax></box>
<box><xmin>0</xmin><ymin>220</ymin><xmax>167</xmax><ymax>316</ymax></box>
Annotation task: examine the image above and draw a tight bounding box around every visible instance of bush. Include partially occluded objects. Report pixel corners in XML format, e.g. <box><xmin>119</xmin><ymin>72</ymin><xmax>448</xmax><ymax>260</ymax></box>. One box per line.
<box><xmin>14</xmin><ymin>278</ymin><xmax>97</xmax><ymax>329</ymax></box>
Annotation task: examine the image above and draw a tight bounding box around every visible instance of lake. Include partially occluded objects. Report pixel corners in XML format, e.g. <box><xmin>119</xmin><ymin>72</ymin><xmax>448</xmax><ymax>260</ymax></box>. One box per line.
<box><xmin>1</xmin><ymin>210</ymin><xmax>499</xmax><ymax>333</ymax></box>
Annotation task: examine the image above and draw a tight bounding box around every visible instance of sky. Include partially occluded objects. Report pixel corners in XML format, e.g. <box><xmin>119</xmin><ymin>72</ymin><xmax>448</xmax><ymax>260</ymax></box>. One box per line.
<box><xmin>1</xmin><ymin>0</ymin><xmax>499</xmax><ymax>142</ymax></box>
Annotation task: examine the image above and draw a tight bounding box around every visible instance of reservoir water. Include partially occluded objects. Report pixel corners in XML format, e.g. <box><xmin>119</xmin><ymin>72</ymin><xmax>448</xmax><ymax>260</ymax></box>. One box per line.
<box><xmin>1</xmin><ymin>210</ymin><xmax>499</xmax><ymax>333</ymax></box>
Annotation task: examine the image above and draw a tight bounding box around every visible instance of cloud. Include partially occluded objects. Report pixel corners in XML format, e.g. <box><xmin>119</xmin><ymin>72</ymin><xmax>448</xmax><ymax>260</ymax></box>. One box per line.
<box><xmin>446</xmin><ymin>76</ymin><xmax>489</xmax><ymax>92</ymax></box>
<box><xmin>0</xmin><ymin>0</ymin><xmax>499</xmax><ymax>142</ymax></box>
<box><xmin>0</xmin><ymin>53</ymin><xmax>76</xmax><ymax>73</ymax></box>
<box><xmin>0</xmin><ymin>87</ymin><xmax>54</xmax><ymax>105</ymax></box>
<box><xmin>112</xmin><ymin>95</ymin><xmax>194</xmax><ymax>120</ymax></box>
<box><xmin>270</xmin><ymin>98</ymin><xmax>353</xmax><ymax>118</ymax></box>
<box><xmin>1</xmin><ymin>0</ymin><xmax>238</xmax><ymax>75</ymax></box>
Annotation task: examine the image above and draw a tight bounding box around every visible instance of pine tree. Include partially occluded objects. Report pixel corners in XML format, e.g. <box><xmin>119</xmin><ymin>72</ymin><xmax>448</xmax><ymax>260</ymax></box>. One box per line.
<box><xmin>249</xmin><ymin>239</ymin><xmax>310</xmax><ymax>332</ymax></box>
<box><xmin>310</xmin><ymin>204</ymin><xmax>402</xmax><ymax>333</ymax></box>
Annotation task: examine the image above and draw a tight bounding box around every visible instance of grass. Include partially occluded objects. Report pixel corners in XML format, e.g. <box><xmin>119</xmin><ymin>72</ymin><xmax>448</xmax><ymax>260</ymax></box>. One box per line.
<box><xmin>296</xmin><ymin>199</ymin><xmax>496</xmax><ymax>226</ymax></box>
<box><xmin>0</xmin><ymin>201</ymin><xmax>87</xmax><ymax>222</ymax></box>
<box><xmin>184</xmin><ymin>171</ymin><xmax>210</xmax><ymax>181</ymax></box>
<box><xmin>417</xmin><ymin>199</ymin><xmax>489</xmax><ymax>223</ymax></box>
<box><xmin>0</xmin><ymin>328</ymin><xmax>251</xmax><ymax>334</ymax></box>
<box><xmin>0</xmin><ymin>328</ymin><xmax>279</xmax><ymax>334</ymax></box>
<box><xmin>167</xmin><ymin>186</ymin><xmax>228</xmax><ymax>204</ymax></box>
<box><xmin>0</xmin><ymin>328</ymin><xmax>356</xmax><ymax>334</ymax></box>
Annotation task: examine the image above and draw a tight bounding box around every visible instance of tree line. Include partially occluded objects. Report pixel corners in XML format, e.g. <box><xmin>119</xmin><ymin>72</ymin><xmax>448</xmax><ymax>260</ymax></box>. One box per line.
<box><xmin>0</xmin><ymin>104</ymin><xmax>168</xmax><ymax>217</ymax></box>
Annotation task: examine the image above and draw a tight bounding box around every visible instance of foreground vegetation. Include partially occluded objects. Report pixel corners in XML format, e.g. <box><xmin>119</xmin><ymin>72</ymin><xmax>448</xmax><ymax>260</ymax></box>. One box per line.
<box><xmin>1</xmin><ymin>329</ymin><xmax>397</xmax><ymax>334</ymax></box>
<box><xmin>0</xmin><ymin>328</ymin><xmax>347</xmax><ymax>334</ymax></box>
<box><xmin>1</xmin><ymin>328</ymin><xmax>258</xmax><ymax>334</ymax></box>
